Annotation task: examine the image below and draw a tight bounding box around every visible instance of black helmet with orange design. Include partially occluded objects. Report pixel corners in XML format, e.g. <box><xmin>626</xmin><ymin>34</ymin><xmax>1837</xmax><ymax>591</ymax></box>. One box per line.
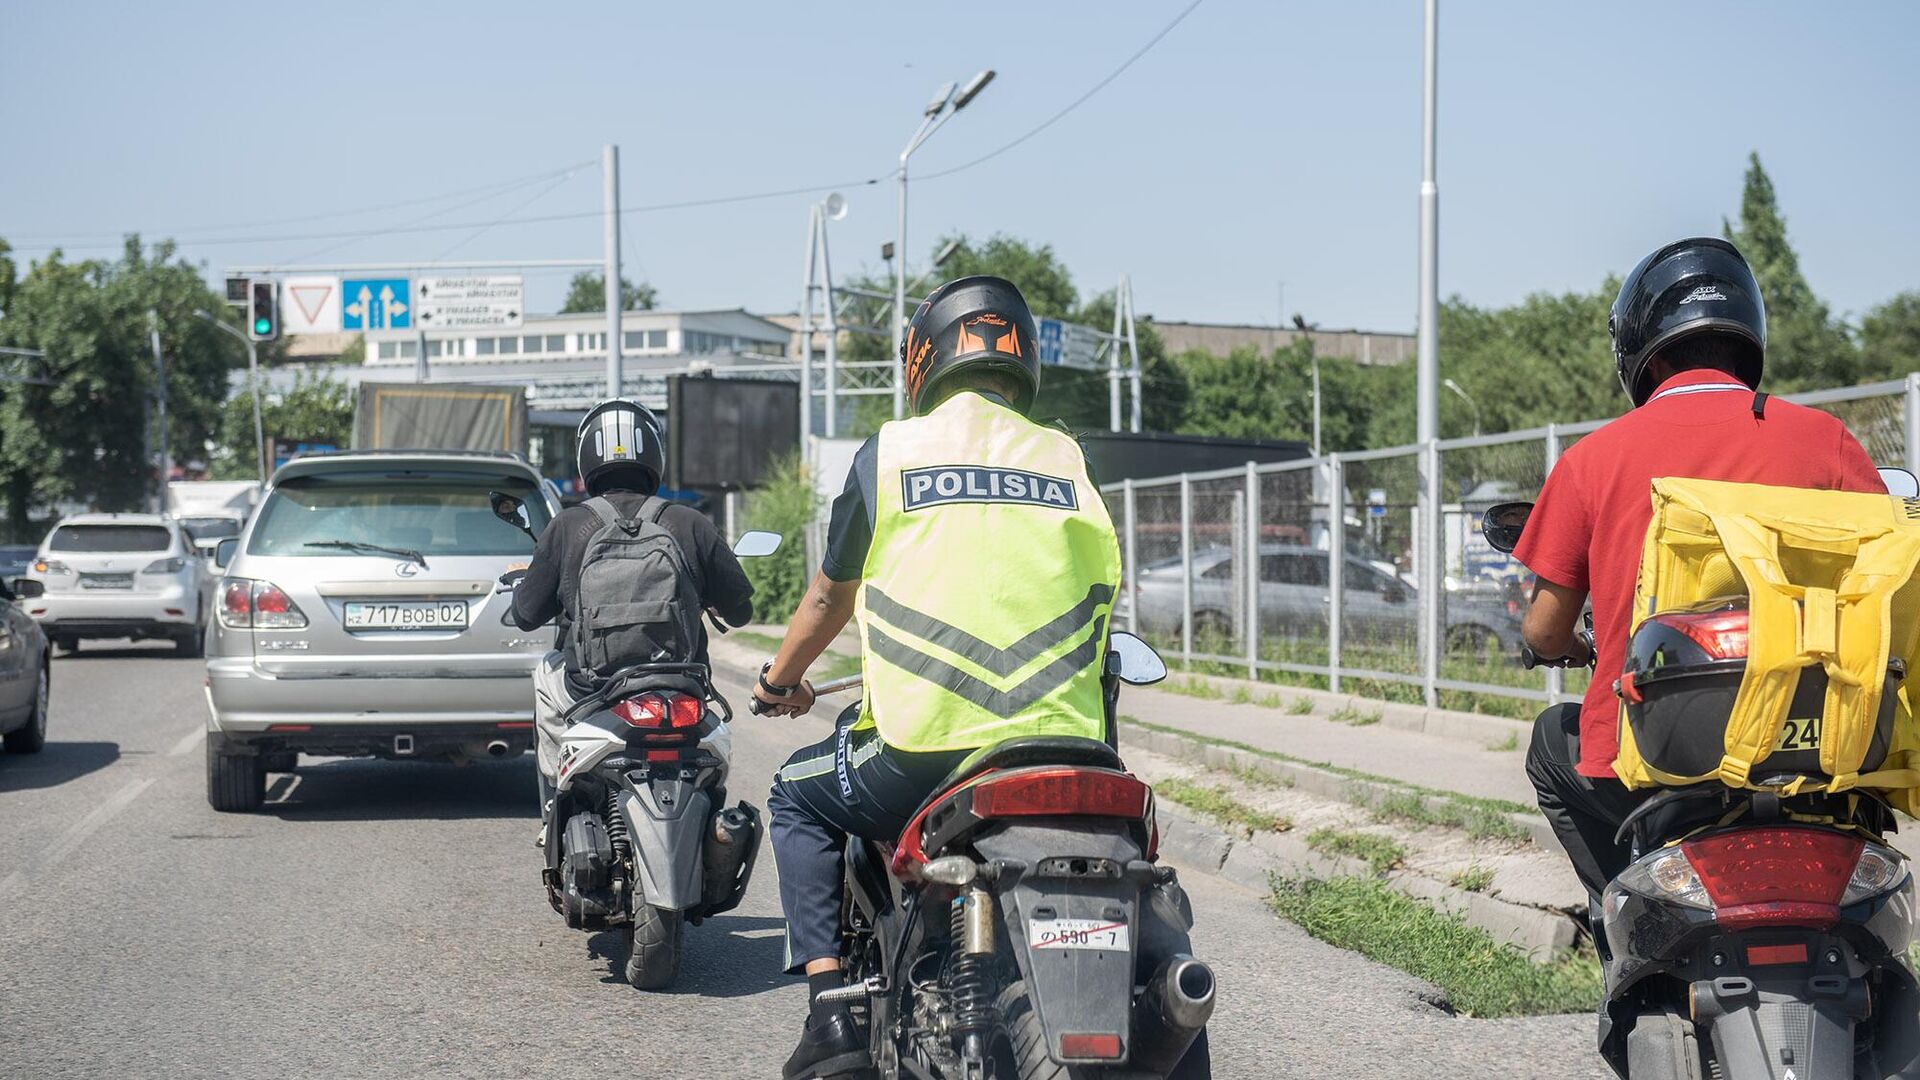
<box><xmin>901</xmin><ymin>275</ymin><xmax>1041</xmax><ymax>416</ymax></box>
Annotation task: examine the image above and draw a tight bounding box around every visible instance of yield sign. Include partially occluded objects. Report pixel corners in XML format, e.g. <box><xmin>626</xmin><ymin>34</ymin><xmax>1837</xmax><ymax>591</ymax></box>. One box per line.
<box><xmin>279</xmin><ymin>275</ymin><xmax>342</xmax><ymax>334</ymax></box>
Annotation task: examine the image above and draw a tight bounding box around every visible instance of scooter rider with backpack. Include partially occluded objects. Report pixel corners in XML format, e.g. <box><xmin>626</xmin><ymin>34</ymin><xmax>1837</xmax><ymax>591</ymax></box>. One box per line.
<box><xmin>510</xmin><ymin>399</ymin><xmax>757</xmax><ymax>825</ymax></box>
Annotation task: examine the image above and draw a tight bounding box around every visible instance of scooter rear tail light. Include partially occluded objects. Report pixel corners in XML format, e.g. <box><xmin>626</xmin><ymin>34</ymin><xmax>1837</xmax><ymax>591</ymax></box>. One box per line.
<box><xmin>1682</xmin><ymin>827</ymin><xmax>1863</xmax><ymax>930</ymax></box>
<box><xmin>611</xmin><ymin>692</ymin><xmax>703</xmax><ymax>729</ymax></box>
<box><xmin>1649</xmin><ymin>608</ymin><xmax>1750</xmax><ymax>660</ymax></box>
<box><xmin>970</xmin><ymin>768</ymin><xmax>1151</xmax><ymax>820</ymax></box>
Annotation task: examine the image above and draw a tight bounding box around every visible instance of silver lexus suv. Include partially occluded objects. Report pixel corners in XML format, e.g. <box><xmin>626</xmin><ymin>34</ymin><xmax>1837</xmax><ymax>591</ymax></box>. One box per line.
<box><xmin>205</xmin><ymin>450</ymin><xmax>559</xmax><ymax>811</ymax></box>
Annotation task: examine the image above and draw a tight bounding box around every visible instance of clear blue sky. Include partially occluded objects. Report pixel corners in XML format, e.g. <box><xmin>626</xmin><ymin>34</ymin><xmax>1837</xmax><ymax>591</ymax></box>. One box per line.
<box><xmin>3</xmin><ymin>1</ymin><xmax>1915</xmax><ymax>333</ymax></box>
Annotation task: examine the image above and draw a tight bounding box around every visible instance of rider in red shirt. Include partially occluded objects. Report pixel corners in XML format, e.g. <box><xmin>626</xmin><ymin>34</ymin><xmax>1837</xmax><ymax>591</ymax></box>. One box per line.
<box><xmin>1515</xmin><ymin>237</ymin><xmax>1882</xmax><ymax>899</ymax></box>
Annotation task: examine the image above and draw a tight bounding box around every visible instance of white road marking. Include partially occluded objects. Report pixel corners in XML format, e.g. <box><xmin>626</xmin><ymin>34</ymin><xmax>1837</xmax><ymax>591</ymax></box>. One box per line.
<box><xmin>730</xmin><ymin>927</ymin><xmax>785</xmax><ymax>939</ymax></box>
<box><xmin>168</xmin><ymin>726</ymin><xmax>204</xmax><ymax>757</ymax></box>
<box><xmin>0</xmin><ymin>777</ymin><xmax>156</xmax><ymax>901</ymax></box>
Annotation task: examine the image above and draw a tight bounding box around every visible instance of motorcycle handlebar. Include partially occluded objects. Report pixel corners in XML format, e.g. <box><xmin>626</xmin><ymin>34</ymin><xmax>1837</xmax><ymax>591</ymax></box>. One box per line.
<box><xmin>747</xmin><ymin>672</ymin><xmax>861</xmax><ymax>716</ymax></box>
<box><xmin>1520</xmin><ymin>630</ymin><xmax>1595</xmax><ymax>670</ymax></box>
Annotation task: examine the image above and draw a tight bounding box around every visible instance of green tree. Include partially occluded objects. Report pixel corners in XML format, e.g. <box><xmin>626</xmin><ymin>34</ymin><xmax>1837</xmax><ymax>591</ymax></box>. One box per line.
<box><xmin>560</xmin><ymin>271</ymin><xmax>657</xmax><ymax>313</ymax></box>
<box><xmin>1861</xmin><ymin>293</ymin><xmax>1920</xmax><ymax>380</ymax></box>
<box><xmin>739</xmin><ymin>451</ymin><xmax>817</xmax><ymax>617</ymax></box>
<box><xmin>1723</xmin><ymin>153</ymin><xmax>1857</xmax><ymax>389</ymax></box>
<box><xmin>211</xmin><ymin>370</ymin><xmax>354</xmax><ymax>481</ymax></box>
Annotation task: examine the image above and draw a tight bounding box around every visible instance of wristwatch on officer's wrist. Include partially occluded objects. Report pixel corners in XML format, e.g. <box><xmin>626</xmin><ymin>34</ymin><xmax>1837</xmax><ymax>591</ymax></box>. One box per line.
<box><xmin>759</xmin><ymin>661</ymin><xmax>798</xmax><ymax>697</ymax></box>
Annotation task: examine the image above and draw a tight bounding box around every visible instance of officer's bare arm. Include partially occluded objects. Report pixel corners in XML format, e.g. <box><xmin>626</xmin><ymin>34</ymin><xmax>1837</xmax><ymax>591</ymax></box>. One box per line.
<box><xmin>1523</xmin><ymin>578</ymin><xmax>1590</xmax><ymax>662</ymax></box>
<box><xmin>766</xmin><ymin>572</ymin><xmax>859</xmax><ymax>686</ymax></box>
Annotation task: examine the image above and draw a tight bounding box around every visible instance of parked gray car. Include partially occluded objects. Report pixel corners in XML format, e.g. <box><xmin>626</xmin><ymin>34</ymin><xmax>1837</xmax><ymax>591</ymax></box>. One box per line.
<box><xmin>1122</xmin><ymin>542</ymin><xmax>1525</xmax><ymax>656</ymax></box>
<box><xmin>203</xmin><ymin>450</ymin><xmax>560</xmax><ymax>811</ymax></box>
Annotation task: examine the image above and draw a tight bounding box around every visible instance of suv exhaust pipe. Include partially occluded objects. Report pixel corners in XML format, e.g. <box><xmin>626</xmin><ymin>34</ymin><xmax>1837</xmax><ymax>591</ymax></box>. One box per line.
<box><xmin>1130</xmin><ymin>954</ymin><xmax>1215</xmax><ymax>1073</ymax></box>
<box><xmin>485</xmin><ymin>739</ymin><xmax>511</xmax><ymax>758</ymax></box>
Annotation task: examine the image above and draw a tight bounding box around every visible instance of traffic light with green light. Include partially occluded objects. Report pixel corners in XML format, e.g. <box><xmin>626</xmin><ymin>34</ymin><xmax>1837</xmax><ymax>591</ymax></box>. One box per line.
<box><xmin>248</xmin><ymin>280</ymin><xmax>278</xmax><ymax>341</ymax></box>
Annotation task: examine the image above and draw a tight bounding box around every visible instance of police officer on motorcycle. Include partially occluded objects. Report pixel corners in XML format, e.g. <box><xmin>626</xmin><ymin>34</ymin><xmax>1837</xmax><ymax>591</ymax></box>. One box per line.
<box><xmin>752</xmin><ymin>276</ymin><xmax>1206</xmax><ymax>1078</ymax></box>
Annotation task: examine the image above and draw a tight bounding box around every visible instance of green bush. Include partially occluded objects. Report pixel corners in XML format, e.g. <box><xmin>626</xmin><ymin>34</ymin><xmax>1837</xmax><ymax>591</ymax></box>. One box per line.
<box><xmin>739</xmin><ymin>451</ymin><xmax>818</xmax><ymax>621</ymax></box>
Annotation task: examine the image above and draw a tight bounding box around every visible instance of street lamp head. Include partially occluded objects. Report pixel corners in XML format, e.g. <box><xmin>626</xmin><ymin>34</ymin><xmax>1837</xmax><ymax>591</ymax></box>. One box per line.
<box><xmin>881</xmin><ymin>241</ymin><xmax>896</xmax><ymax>262</ymax></box>
<box><xmin>924</xmin><ymin>80</ymin><xmax>957</xmax><ymax>117</ymax></box>
<box><xmin>954</xmin><ymin>69</ymin><xmax>996</xmax><ymax>109</ymax></box>
<box><xmin>822</xmin><ymin>192</ymin><xmax>848</xmax><ymax>221</ymax></box>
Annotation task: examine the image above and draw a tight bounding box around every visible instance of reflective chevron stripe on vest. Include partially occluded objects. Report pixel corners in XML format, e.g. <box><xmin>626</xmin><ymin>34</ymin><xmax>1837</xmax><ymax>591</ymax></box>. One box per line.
<box><xmin>856</xmin><ymin>392</ymin><xmax>1122</xmax><ymax>752</ymax></box>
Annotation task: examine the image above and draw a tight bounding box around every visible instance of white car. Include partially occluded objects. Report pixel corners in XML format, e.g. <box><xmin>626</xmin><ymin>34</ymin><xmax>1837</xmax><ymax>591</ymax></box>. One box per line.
<box><xmin>27</xmin><ymin>513</ymin><xmax>213</xmax><ymax>656</ymax></box>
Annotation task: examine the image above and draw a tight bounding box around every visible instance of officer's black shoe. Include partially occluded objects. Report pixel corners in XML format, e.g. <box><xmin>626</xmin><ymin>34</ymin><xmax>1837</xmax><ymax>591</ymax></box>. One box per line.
<box><xmin>782</xmin><ymin>1011</ymin><xmax>870</xmax><ymax>1079</ymax></box>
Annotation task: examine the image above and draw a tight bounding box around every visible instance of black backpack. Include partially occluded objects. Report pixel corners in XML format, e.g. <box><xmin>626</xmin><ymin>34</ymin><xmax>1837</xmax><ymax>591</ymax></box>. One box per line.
<box><xmin>569</xmin><ymin>496</ymin><xmax>705</xmax><ymax>680</ymax></box>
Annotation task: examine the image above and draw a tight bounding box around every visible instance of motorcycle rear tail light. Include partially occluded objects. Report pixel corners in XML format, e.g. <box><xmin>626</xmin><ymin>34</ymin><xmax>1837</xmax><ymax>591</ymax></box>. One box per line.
<box><xmin>1682</xmin><ymin>827</ymin><xmax>1863</xmax><ymax>930</ymax></box>
<box><xmin>218</xmin><ymin>579</ymin><xmax>308</xmax><ymax>630</ymax></box>
<box><xmin>1059</xmin><ymin>1033</ymin><xmax>1123</xmax><ymax>1061</ymax></box>
<box><xmin>1650</xmin><ymin>608</ymin><xmax>1750</xmax><ymax>660</ymax></box>
<box><xmin>612</xmin><ymin>692</ymin><xmax>704</xmax><ymax>729</ymax></box>
<box><xmin>1746</xmin><ymin>943</ymin><xmax>1809</xmax><ymax>966</ymax></box>
<box><xmin>970</xmin><ymin>768</ymin><xmax>1150</xmax><ymax>820</ymax></box>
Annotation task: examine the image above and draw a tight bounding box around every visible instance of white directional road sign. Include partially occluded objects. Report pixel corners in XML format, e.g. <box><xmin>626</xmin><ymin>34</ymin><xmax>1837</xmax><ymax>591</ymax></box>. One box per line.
<box><xmin>415</xmin><ymin>276</ymin><xmax>524</xmax><ymax>330</ymax></box>
<box><xmin>280</xmin><ymin>276</ymin><xmax>342</xmax><ymax>334</ymax></box>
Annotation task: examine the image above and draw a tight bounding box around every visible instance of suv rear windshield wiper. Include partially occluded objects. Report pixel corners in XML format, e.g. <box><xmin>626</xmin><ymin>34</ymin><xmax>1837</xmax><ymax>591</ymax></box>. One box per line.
<box><xmin>303</xmin><ymin>539</ymin><xmax>429</xmax><ymax>569</ymax></box>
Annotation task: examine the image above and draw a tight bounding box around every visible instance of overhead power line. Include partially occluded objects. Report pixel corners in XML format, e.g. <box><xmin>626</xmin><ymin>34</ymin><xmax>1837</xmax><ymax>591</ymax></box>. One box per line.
<box><xmin>918</xmin><ymin>0</ymin><xmax>1204</xmax><ymax>183</ymax></box>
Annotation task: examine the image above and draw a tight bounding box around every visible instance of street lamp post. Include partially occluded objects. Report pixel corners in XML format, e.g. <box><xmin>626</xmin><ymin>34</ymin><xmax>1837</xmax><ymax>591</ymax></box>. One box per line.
<box><xmin>891</xmin><ymin>70</ymin><xmax>994</xmax><ymax>419</ymax></box>
<box><xmin>195</xmin><ymin>310</ymin><xmax>268</xmax><ymax>483</ymax></box>
<box><xmin>1443</xmin><ymin>377</ymin><xmax>1479</xmax><ymax>437</ymax></box>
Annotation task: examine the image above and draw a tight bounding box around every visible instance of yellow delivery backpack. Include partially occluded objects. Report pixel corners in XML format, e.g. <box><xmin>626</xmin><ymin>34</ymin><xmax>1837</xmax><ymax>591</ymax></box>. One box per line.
<box><xmin>1614</xmin><ymin>476</ymin><xmax>1920</xmax><ymax>816</ymax></box>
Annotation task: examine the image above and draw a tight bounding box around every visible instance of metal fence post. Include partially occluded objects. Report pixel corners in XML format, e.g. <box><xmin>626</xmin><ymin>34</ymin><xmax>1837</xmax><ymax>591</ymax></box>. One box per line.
<box><xmin>1328</xmin><ymin>454</ymin><xmax>1345</xmax><ymax>694</ymax></box>
<box><xmin>1543</xmin><ymin>424</ymin><xmax>1562</xmax><ymax>705</ymax></box>
<box><xmin>1421</xmin><ymin>440</ymin><xmax>1441</xmax><ymax>709</ymax></box>
<box><xmin>1179</xmin><ymin>473</ymin><xmax>1194</xmax><ymax>663</ymax></box>
<box><xmin>1122</xmin><ymin>479</ymin><xmax>1138</xmax><ymax>634</ymax></box>
<box><xmin>1905</xmin><ymin>374</ymin><xmax>1920</xmax><ymax>470</ymax></box>
<box><xmin>1245</xmin><ymin>461</ymin><xmax>1260</xmax><ymax>679</ymax></box>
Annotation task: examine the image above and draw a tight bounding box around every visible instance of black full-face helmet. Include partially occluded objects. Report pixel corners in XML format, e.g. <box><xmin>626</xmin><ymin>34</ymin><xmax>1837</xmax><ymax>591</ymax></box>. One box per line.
<box><xmin>1611</xmin><ymin>236</ymin><xmax>1766</xmax><ymax>407</ymax></box>
<box><xmin>901</xmin><ymin>275</ymin><xmax>1042</xmax><ymax>416</ymax></box>
<box><xmin>575</xmin><ymin>399</ymin><xmax>665</xmax><ymax>495</ymax></box>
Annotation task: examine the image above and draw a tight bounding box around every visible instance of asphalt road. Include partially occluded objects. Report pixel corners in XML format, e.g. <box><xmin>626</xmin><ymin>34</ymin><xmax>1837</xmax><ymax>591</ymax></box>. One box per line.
<box><xmin>0</xmin><ymin>644</ymin><xmax>1609</xmax><ymax>1079</ymax></box>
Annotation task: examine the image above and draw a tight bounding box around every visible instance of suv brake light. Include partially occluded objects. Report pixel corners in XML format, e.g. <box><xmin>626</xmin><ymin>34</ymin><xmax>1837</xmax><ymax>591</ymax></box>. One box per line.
<box><xmin>219</xmin><ymin>579</ymin><xmax>309</xmax><ymax>630</ymax></box>
<box><xmin>970</xmin><ymin>768</ymin><xmax>1151</xmax><ymax>820</ymax></box>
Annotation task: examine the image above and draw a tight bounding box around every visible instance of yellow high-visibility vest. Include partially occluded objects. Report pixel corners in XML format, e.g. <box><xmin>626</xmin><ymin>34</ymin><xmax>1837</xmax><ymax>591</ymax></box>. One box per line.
<box><xmin>855</xmin><ymin>391</ymin><xmax>1122</xmax><ymax>752</ymax></box>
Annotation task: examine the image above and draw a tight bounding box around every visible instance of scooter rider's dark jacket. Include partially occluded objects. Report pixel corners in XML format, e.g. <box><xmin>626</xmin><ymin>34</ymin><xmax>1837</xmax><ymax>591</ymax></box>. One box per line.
<box><xmin>510</xmin><ymin>488</ymin><xmax>755</xmax><ymax>687</ymax></box>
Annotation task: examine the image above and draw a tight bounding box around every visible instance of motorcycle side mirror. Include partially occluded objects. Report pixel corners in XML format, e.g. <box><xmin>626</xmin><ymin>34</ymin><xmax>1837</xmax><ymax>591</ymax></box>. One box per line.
<box><xmin>1481</xmin><ymin>501</ymin><xmax>1534</xmax><ymax>555</ymax></box>
<box><xmin>489</xmin><ymin>491</ymin><xmax>535</xmax><ymax>538</ymax></box>
<box><xmin>1109</xmin><ymin>631</ymin><xmax>1167</xmax><ymax>686</ymax></box>
<box><xmin>732</xmin><ymin>530</ymin><xmax>782</xmax><ymax>558</ymax></box>
<box><xmin>1880</xmin><ymin>467</ymin><xmax>1919</xmax><ymax>499</ymax></box>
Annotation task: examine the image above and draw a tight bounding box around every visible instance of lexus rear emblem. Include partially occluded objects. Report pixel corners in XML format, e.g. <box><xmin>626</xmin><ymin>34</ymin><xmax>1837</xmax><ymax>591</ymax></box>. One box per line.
<box><xmin>394</xmin><ymin>562</ymin><xmax>419</xmax><ymax>578</ymax></box>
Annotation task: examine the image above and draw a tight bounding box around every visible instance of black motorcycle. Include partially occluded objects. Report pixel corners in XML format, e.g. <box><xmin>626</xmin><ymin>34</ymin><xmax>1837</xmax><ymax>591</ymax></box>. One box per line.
<box><xmin>1484</xmin><ymin>501</ymin><xmax>1920</xmax><ymax>1079</ymax></box>
<box><xmin>805</xmin><ymin>632</ymin><xmax>1214</xmax><ymax>1079</ymax></box>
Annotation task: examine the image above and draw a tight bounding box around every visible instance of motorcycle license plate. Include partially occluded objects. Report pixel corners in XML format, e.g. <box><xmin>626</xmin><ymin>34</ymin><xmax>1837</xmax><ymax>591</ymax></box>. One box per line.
<box><xmin>1028</xmin><ymin>917</ymin><xmax>1130</xmax><ymax>952</ymax></box>
<box><xmin>1773</xmin><ymin>716</ymin><xmax>1822</xmax><ymax>753</ymax></box>
<box><xmin>343</xmin><ymin>600</ymin><xmax>469</xmax><ymax>631</ymax></box>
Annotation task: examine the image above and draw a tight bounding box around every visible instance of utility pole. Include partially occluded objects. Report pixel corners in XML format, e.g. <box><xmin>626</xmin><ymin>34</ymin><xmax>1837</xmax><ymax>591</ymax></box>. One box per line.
<box><xmin>1416</xmin><ymin>0</ymin><xmax>1440</xmax><ymax>445</ymax></box>
<box><xmin>149</xmin><ymin>311</ymin><xmax>170</xmax><ymax>508</ymax></box>
<box><xmin>604</xmin><ymin>143</ymin><xmax>623</xmax><ymax>398</ymax></box>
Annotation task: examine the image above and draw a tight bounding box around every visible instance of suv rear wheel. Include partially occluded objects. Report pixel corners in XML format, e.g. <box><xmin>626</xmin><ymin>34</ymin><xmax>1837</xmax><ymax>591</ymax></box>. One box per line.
<box><xmin>2</xmin><ymin>664</ymin><xmax>48</xmax><ymax>754</ymax></box>
<box><xmin>206</xmin><ymin>737</ymin><xmax>264</xmax><ymax>812</ymax></box>
<box><xmin>175</xmin><ymin>624</ymin><xmax>204</xmax><ymax>659</ymax></box>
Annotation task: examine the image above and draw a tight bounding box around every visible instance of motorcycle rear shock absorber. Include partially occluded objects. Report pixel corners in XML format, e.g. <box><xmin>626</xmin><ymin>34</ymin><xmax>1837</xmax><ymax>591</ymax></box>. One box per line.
<box><xmin>949</xmin><ymin>887</ymin><xmax>998</xmax><ymax>1038</ymax></box>
<box><xmin>604</xmin><ymin>789</ymin><xmax>631</xmax><ymax>863</ymax></box>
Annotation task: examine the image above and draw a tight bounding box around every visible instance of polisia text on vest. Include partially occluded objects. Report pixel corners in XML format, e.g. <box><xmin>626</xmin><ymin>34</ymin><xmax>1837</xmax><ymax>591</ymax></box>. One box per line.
<box><xmin>900</xmin><ymin>465</ymin><xmax>1080</xmax><ymax>512</ymax></box>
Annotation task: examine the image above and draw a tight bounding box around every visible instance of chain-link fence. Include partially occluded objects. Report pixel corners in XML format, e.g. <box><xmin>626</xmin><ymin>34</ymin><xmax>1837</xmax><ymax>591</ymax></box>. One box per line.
<box><xmin>1106</xmin><ymin>378</ymin><xmax>1919</xmax><ymax>717</ymax></box>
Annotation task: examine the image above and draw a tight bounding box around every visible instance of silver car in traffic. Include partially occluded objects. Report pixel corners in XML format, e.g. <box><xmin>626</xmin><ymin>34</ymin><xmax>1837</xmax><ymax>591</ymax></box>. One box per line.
<box><xmin>204</xmin><ymin>450</ymin><xmax>560</xmax><ymax>811</ymax></box>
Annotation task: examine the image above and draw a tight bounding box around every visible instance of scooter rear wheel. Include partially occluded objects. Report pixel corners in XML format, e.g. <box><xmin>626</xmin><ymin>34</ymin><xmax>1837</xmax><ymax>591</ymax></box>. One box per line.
<box><xmin>625</xmin><ymin>903</ymin><xmax>683</xmax><ymax>990</ymax></box>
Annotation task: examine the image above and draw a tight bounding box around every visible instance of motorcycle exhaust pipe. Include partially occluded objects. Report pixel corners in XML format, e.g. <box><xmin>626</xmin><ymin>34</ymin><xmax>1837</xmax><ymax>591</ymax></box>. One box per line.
<box><xmin>485</xmin><ymin>739</ymin><xmax>511</xmax><ymax>758</ymax></box>
<box><xmin>697</xmin><ymin>803</ymin><xmax>762</xmax><ymax>917</ymax></box>
<box><xmin>1130</xmin><ymin>954</ymin><xmax>1215</xmax><ymax>1075</ymax></box>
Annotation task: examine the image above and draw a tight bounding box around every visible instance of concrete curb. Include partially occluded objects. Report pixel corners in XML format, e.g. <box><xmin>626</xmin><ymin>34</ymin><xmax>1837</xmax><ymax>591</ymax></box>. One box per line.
<box><xmin>1152</xmin><ymin>799</ymin><xmax>1580</xmax><ymax>960</ymax></box>
<box><xmin>1156</xmin><ymin>666</ymin><xmax>1532</xmax><ymax>750</ymax></box>
<box><xmin>1121</xmin><ymin>718</ymin><xmax>1561</xmax><ymax>855</ymax></box>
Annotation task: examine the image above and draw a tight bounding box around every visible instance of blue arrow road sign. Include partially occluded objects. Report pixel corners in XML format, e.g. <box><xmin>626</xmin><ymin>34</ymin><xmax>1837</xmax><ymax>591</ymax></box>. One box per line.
<box><xmin>341</xmin><ymin>278</ymin><xmax>412</xmax><ymax>330</ymax></box>
<box><xmin>1035</xmin><ymin>317</ymin><xmax>1064</xmax><ymax>367</ymax></box>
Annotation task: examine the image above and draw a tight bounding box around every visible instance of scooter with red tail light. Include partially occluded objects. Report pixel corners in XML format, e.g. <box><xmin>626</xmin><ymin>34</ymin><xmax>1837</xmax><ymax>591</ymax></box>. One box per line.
<box><xmin>1483</xmin><ymin>493</ymin><xmax>1920</xmax><ymax>1079</ymax></box>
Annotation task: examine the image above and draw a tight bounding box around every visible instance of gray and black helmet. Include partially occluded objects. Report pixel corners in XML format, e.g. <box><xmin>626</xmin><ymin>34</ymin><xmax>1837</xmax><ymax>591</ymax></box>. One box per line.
<box><xmin>1611</xmin><ymin>237</ymin><xmax>1766</xmax><ymax>407</ymax></box>
<box><xmin>575</xmin><ymin>399</ymin><xmax>665</xmax><ymax>495</ymax></box>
